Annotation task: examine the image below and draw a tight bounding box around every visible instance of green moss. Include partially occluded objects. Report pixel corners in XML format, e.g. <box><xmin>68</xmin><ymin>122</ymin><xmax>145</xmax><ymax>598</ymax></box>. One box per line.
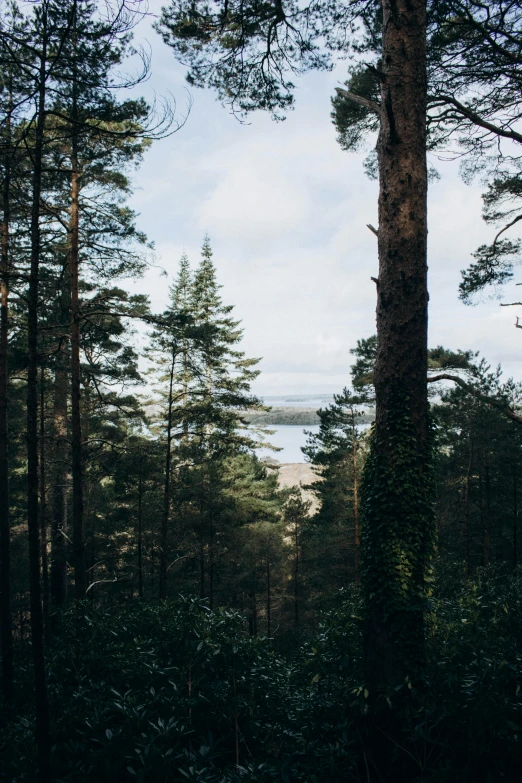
<box><xmin>360</xmin><ymin>385</ymin><xmax>436</xmax><ymax>676</ymax></box>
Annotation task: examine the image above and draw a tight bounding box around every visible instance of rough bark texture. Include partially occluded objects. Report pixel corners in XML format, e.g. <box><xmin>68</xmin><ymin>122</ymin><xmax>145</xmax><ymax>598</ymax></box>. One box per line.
<box><xmin>375</xmin><ymin>0</ymin><xmax>428</xmax><ymax>450</ymax></box>
<box><xmin>362</xmin><ymin>0</ymin><xmax>431</xmax><ymax>689</ymax></box>
<box><xmin>0</xmin><ymin>95</ymin><xmax>13</xmax><ymax>709</ymax></box>
<box><xmin>27</xmin><ymin>22</ymin><xmax>52</xmax><ymax>780</ymax></box>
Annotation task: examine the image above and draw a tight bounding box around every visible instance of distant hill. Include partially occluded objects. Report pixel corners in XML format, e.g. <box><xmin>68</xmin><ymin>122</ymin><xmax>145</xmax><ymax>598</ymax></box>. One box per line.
<box><xmin>243</xmin><ymin>407</ymin><xmax>320</xmax><ymax>425</ymax></box>
<box><xmin>243</xmin><ymin>406</ymin><xmax>375</xmax><ymax>426</ymax></box>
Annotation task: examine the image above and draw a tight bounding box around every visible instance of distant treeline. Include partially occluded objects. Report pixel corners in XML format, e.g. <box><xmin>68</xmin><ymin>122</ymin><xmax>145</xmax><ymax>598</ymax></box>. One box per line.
<box><xmin>243</xmin><ymin>406</ymin><xmax>375</xmax><ymax>426</ymax></box>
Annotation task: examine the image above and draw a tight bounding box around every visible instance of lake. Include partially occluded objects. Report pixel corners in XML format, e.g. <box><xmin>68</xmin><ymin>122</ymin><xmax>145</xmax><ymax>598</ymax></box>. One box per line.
<box><xmin>256</xmin><ymin>424</ymin><xmax>319</xmax><ymax>463</ymax></box>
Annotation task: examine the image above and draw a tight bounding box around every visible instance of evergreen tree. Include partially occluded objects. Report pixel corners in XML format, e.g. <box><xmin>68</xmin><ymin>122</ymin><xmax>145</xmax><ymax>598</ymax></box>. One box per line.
<box><xmin>303</xmin><ymin>388</ymin><xmax>367</xmax><ymax>590</ymax></box>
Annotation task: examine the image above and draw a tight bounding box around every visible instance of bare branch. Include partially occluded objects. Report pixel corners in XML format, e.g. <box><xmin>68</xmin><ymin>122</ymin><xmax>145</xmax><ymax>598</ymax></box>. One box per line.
<box><xmin>335</xmin><ymin>87</ymin><xmax>381</xmax><ymax>116</ymax></box>
<box><xmin>430</xmin><ymin>94</ymin><xmax>522</xmax><ymax>145</ymax></box>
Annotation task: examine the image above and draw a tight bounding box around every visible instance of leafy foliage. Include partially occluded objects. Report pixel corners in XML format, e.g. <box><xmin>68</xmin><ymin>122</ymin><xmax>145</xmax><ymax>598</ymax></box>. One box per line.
<box><xmin>2</xmin><ymin>571</ymin><xmax>522</xmax><ymax>781</ymax></box>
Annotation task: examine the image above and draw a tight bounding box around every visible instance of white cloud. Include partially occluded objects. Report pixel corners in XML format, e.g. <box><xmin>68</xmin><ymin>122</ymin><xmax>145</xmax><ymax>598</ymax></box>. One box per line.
<box><xmin>125</xmin><ymin>10</ymin><xmax>522</xmax><ymax>397</ymax></box>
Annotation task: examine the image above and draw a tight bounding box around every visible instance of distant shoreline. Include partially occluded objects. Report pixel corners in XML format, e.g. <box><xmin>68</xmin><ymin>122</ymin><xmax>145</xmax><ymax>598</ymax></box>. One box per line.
<box><xmin>244</xmin><ymin>406</ymin><xmax>375</xmax><ymax>426</ymax></box>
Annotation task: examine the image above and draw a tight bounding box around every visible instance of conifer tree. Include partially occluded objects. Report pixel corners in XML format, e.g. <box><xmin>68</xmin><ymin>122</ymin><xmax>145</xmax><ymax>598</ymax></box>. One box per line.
<box><xmin>303</xmin><ymin>388</ymin><xmax>367</xmax><ymax>588</ymax></box>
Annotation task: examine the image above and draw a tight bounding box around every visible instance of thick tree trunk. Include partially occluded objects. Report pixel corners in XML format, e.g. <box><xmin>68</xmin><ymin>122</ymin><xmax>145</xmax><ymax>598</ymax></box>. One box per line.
<box><xmin>362</xmin><ymin>0</ymin><xmax>431</xmax><ymax>688</ymax></box>
<box><xmin>0</xmin><ymin>94</ymin><xmax>13</xmax><ymax>710</ymax></box>
<box><xmin>27</xmin><ymin>22</ymin><xmax>52</xmax><ymax>779</ymax></box>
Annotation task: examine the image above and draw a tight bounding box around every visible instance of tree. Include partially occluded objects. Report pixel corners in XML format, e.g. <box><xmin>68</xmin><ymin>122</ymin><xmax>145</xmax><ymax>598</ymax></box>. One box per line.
<box><xmin>0</xmin><ymin>0</ymin><xmax>27</xmax><ymax>711</ymax></box>
<box><xmin>157</xmin><ymin>0</ymin><xmax>433</xmax><ymax>687</ymax></box>
<box><xmin>331</xmin><ymin>2</ymin><xmax>522</xmax><ymax>309</ymax></box>
<box><xmin>303</xmin><ymin>388</ymin><xmax>367</xmax><ymax>589</ymax></box>
<box><xmin>434</xmin><ymin>358</ymin><xmax>522</xmax><ymax>572</ymax></box>
<box><xmin>48</xmin><ymin>0</ymin><xmax>157</xmax><ymax>599</ymax></box>
<box><xmin>148</xmin><ymin>240</ymin><xmax>264</xmax><ymax>601</ymax></box>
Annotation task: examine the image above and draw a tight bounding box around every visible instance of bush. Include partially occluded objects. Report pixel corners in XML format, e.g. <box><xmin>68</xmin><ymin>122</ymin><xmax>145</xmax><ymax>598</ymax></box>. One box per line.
<box><xmin>2</xmin><ymin>568</ymin><xmax>521</xmax><ymax>781</ymax></box>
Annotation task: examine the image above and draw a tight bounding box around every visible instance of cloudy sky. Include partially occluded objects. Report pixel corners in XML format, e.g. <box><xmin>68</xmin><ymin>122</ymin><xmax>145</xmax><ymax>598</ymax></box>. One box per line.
<box><xmin>124</xmin><ymin>1</ymin><xmax>522</xmax><ymax>395</ymax></box>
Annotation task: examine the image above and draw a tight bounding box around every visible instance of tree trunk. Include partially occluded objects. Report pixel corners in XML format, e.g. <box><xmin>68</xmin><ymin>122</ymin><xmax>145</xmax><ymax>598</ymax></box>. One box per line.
<box><xmin>464</xmin><ymin>442</ymin><xmax>473</xmax><ymax>578</ymax></box>
<box><xmin>484</xmin><ymin>459</ymin><xmax>492</xmax><ymax>565</ymax></box>
<box><xmin>27</xmin><ymin>14</ymin><xmax>52</xmax><ymax>778</ymax></box>
<box><xmin>40</xmin><ymin>367</ymin><xmax>49</xmax><ymax>621</ymax></box>
<box><xmin>199</xmin><ymin>539</ymin><xmax>205</xmax><ymax>600</ymax></box>
<box><xmin>352</xmin><ymin>418</ymin><xmax>360</xmax><ymax>584</ymax></box>
<box><xmin>513</xmin><ymin>464</ymin><xmax>518</xmax><ymax>570</ymax></box>
<box><xmin>362</xmin><ymin>0</ymin><xmax>431</xmax><ymax>688</ymax></box>
<box><xmin>70</xmin><ymin>101</ymin><xmax>85</xmax><ymax>599</ymax></box>
<box><xmin>294</xmin><ymin>522</ymin><xmax>299</xmax><ymax>635</ymax></box>
<box><xmin>137</xmin><ymin>450</ymin><xmax>143</xmax><ymax>598</ymax></box>
<box><xmin>209</xmin><ymin>504</ymin><xmax>214</xmax><ymax>610</ymax></box>
<box><xmin>51</xmin><ymin>364</ymin><xmax>68</xmax><ymax>607</ymax></box>
<box><xmin>0</xmin><ymin>85</ymin><xmax>13</xmax><ymax>710</ymax></box>
<box><xmin>266</xmin><ymin>558</ymin><xmax>271</xmax><ymax>637</ymax></box>
<box><xmin>159</xmin><ymin>349</ymin><xmax>175</xmax><ymax>599</ymax></box>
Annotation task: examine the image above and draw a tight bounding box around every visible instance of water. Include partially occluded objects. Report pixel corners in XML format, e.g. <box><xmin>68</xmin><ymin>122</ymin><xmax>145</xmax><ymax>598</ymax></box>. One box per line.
<box><xmin>256</xmin><ymin>424</ymin><xmax>319</xmax><ymax>464</ymax></box>
<box><xmin>262</xmin><ymin>394</ymin><xmax>334</xmax><ymax>409</ymax></box>
<box><xmin>254</xmin><ymin>393</ymin><xmax>373</xmax><ymax>464</ymax></box>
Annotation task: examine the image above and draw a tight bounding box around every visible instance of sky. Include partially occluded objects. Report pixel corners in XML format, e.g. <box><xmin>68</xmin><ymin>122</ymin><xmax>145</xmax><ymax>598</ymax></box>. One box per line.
<box><xmin>124</xmin><ymin>0</ymin><xmax>522</xmax><ymax>396</ymax></box>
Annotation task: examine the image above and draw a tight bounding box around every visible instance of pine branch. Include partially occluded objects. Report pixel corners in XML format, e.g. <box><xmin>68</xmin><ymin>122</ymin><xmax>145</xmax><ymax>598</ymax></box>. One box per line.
<box><xmin>427</xmin><ymin>373</ymin><xmax>522</xmax><ymax>424</ymax></box>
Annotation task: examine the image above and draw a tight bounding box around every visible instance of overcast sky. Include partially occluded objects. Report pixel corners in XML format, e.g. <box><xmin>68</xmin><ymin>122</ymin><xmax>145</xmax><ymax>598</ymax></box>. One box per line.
<box><xmin>124</xmin><ymin>1</ymin><xmax>522</xmax><ymax>396</ymax></box>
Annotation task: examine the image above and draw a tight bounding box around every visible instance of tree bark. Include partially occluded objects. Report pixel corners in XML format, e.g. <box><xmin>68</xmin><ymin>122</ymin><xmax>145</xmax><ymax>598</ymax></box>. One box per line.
<box><xmin>27</xmin><ymin>9</ymin><xmax>52</xmax><ymax>777</ymax></box>
<box><xmin>0</xmin><ymin>81</ymin><xmax>13</xmax><ymax>710</ymax></box>
<box><xmin>362</xmin><ymin>0</ymin><xmax>431</xmax><ymax>688</ymax></box>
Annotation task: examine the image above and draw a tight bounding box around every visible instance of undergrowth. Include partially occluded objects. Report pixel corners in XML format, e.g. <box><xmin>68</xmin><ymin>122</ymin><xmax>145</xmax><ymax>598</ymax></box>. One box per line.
<box><xmin>1</xmin><ymin>566</ymin><xmax>521</xmax><ymax>781</ymax></box>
